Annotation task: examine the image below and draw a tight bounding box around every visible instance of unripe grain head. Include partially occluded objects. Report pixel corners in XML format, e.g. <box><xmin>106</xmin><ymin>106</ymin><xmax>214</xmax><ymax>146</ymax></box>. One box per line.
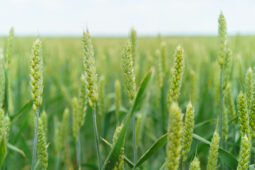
<box><xmin>30</xmin><ymin>39</ymin><xmax>43</xmax><ymax>112</ymax></box>
<box><xmin>165</xmin><ymin>102</ymin><xmax>183</xmax><ymax>170</ymax></box>
<box><xmin>82</xmin><ymin>31</ymin><xmax>98</xmax><ymax>109</ymax></box>
<box><xmin>168</xmin><ymin>46</ymin><xmax>184</xmax><ymax>105</ymax></box>
<box><xmin>121</xmin><ymin>41</ymin><xmax>136</xmax><ymax>106</ymax></box>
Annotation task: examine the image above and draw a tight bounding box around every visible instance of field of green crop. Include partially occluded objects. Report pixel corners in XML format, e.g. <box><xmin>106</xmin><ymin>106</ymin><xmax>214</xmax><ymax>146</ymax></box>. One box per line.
<box><xmin>1</xmin><ymin>14</ymin><xmax>255</xmax><ymax>170</ymax></box>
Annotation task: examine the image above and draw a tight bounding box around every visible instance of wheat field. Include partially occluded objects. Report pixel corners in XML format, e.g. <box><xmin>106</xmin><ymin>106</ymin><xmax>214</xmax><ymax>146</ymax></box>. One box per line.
<box><xmin>0</xmin><ymin>13</ymin><xmax>255</xmax><ymax>170</ymax></box>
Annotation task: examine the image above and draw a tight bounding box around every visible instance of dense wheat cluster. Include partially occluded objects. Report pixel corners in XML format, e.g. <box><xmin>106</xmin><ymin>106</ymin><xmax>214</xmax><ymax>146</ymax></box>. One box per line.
<box><xmin>1</xmin><ymin>12</ymin><xmax>255</xmax><ymax>170</ymax></box>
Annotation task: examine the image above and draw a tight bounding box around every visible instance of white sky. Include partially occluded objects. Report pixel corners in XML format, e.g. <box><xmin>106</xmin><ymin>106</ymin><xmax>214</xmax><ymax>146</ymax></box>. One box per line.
<box><xmin>1</xmin><ymin>0</ymin><xmax>255</xmax><ymax>36</ymax></box>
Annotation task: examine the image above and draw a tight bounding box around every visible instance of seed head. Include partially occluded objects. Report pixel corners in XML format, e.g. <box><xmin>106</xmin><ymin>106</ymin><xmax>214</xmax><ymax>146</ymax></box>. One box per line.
<box><xmin>207</xmin><ymin>129</ymin><xmax>220</xmax><ymax>170</ymax></box>
<box><xmin>190</xmin><ymin>157</ymin><xmax>201</xmax><ymax>170</ymax></box>
<box><xmin>121</xmin><ymin>41</ymin><xmax>136</xmax><ymax>106</ymax></box>
<box><xmin>78</xmin><ymin>74</ymin><xmax>87</xmax><ymax>126</ymax></box>
<box><xmin>165</xmin><ymin>102</ymin><xmax>183</xmax><ymax>170</ymax></box>
<box><xmin>168</xmin><ymin>46</ymin><xmax>184</xmax><ymax>105</ymax></box>
<box><xmin>113</xmin><ymin>124</ymin><xmax>124</xmax><ymax>170</ymax></box>
<box><xmin>30</xmin><ymin>39</ymin><xmax>43</xmax><ymax>112</ymax></box>
<box><xmin>72</xmin><ymin>97</ymin><xmax>80</xmax><ymax>140</ymax></box>
<box><xmin>182</xmin><ymin>103</ymin><xmax>194</xmax><ymax>161</ymax></box>
<box><xmin>245</xmin><ymin>67</ymin><xmax>253</xmax><ymax>110</ymax></box>
<box><xmin>238</xmin><ymin>92</ymin><xmax>250</xmax><ymax>137</ymax></box>
<box><xmin>82</xmin><ymin>31</ymin><xmax>98</xmax><ymax>109</ymax></box>
<box><xmin>37</xmin><ymin>118</ymin><xmax>48</xmax><ymax>169</ymax></box>
<box><xmin>237</xmin><ymin>135</ymin><xmax>251</xmax><ymax>170</ymax></box>
<box><xmin>130</xmin><ymin>28</ymin><xmax>136</xmax><ymax>65</ymax></box>
<box><xmin>218</xmin><ymin>12</ymin><xmax>227</xmax><ymax>65</ymax></box>
<box><xmin>223</xmin><ymin>48</ymin><xmax>232</xmax><ymax>92</ymax></box>
<box><xmin>40</xmin><ymin>110</ymin><xmax>48</xmax><ymax>139</ymax></box>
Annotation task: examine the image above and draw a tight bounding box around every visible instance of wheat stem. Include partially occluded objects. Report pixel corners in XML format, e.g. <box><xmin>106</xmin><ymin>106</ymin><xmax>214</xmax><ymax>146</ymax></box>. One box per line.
<box><xmin>76</xmin><ymin>128</ymin><xmax>81</xmax><ymax>170</ymax></box>
<box><xmin>31</xmin><ymin>109</ymin><xmax>39</xmax><ymax>170</ymax></box>
<box><xmin>92</xmin><ymin>104</ymin><xmax>101</xmax><ymax>170</ymax></box>
<box><xmin>132</xmin><ymin>115</ymin><xmax>137</xmax><ymax>164</ymax></box>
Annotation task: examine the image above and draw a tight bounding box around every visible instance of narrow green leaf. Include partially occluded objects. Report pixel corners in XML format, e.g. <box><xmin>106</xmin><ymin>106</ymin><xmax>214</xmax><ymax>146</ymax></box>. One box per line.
<box><xmin>100</xmin><ymin>137</ymin><xmax>136</xmax><ymax>168</ymax></box>
<box><xmin>7</xmin><ymin>143</ymin><xmax>26</xmax><ymax>158</ymax></box>
<box><xmin>102</xmin><ymin>69</ymin><xmax>153</xmax><ymax>170</ymax></box>
<box><xmin>194</xmin><ymin>119</ymin><xmax>217</xmax><ymax>129</ymax></box>
<box><xmin>159</xmin><ymin>163</ymin><xmax>165</xmax><ymax>170</ymax></box>
<box><xmin>10</xmin><ymin>100</ymin><xmax>32</xmax><ymax>122</ymax></box>
<box><xmin>135</xmin><ymin>134</ymin><xmax>167</xmax><ymax>167</ymax></box>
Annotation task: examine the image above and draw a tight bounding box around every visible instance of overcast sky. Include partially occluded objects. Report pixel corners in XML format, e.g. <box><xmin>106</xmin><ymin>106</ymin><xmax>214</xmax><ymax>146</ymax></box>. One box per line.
<box><xmin>1</xmin><ymin>0</ymin><xmax>255</xmax><ymax>36</ymax></box>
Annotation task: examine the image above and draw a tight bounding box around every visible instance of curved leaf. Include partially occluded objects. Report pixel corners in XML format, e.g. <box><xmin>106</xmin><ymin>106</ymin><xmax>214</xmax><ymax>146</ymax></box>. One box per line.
<box><xmin>134</xmin><ymin>133</ymin><xmax>237</xmax><ymax>169</ymax></box>
<box><xmin>102</xmin><ymin>69</ymin><xmax>153</xmax><ymax>170</ymax></box>
<box><xmin>10</xmin><ymin>100</ymin><xmax>32</xmax><ymax>122</ymax></box>
<box><xmin>100</xmin><ymin>137</ymin><xmax>136</xmax><ymax>168</ymax></box>
<box><xmin>7</xmin><ymin>143</ymin><xmax>26</xmax><ymax>158</ymax></box>
<box><xmin>135</xmin><ymin>134</ymin><xmax>167</xmax><ymax>168</ymax></box>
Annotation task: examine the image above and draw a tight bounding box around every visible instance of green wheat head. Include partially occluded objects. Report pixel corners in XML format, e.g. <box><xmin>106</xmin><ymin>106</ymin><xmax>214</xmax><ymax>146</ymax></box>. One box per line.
<box><xmin>0</xmin><ymin>108</ymin><xmax>9</xmax><ymax>167</ymax></box>
<box><xmin>41</xmin><ymin>111</ymin><xmax>48</xmax><ymax>139</ymax></box>
<box><xmin>190</xmin><ymin>157</ymin><xmax>201</xmax><ymax>170</ymax></box>
<box><xmin>207</xmin><ymin>129</ymin><xmax>220</xmax><ymax>170</ymax></box>
<box><xmin>168</xmin><ymin>46</ymin><xmax>184</xmax><ymax>105</ymax></box>
<box><xmin>72</xmin><ymin>97</ymin><xmax>80</xmax><ymax>140</ymax></box>
<box><xmin>30</xmin><ymin>39</ymin><xmax>43</xmax><ymax>112</ymax></box>
<box><xmin>245</xmin><ymin>67</ymin><xmax>253</xmax><ymax>110</ymax></box>
<box><xmin>182</xmin><ymin>103</ymin><xmax>194</xmax><ymax>161</ymax></box>
<box><xmin>165</xmin><ymin>102</ymin><xmax>183</xmax><ymax>170</ymax></box>
<box><xmin>237</xmin><ymin>135</ymin><xmax>251</xmax><ymax>170</ymax></box>
<box><xmin>223</xmin><ymin>48</ymin><xmax>232</xmax><ymax>92</ymax></box>
<box><xmin>130</xmin><ymin>28</ymin><xmax>136</xmax><ymax>65</ymax></box>
<box><xmin>222</xmin><ymin>107</ymin><xmax>229</xmax><ymax>141</ymax></box>
<box><xmin>238</xmin><ymin>92</ymin><xmax>250</xmax><ymax>137</ymax></box>
<box><xmin>78</xmin><ymin>74</ymin><xmax>87</xmax><ymax>126</ymax></box>
<box><xmin>218</xmin><ymin>12</ymin><xmax>227</xmax><ymax>66</ymax></box>
<box><xmin>121</xmin><ymin>41</ymin><xmax>136</xmax><ymax>105</ymax></box>
<box><xmin>37</xmin><ymin>118</ymin><xmax>48</xmax><ymax>169</ymax></box>
<box><xmin>82</xmin><ymin>31</ymin><xmax>98</xmax><ymax>109</ymax></box>
<box><xmin>113</xmin><ymin>124</ymin><xmax>124</xmax><ymax>170</ymax></box>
